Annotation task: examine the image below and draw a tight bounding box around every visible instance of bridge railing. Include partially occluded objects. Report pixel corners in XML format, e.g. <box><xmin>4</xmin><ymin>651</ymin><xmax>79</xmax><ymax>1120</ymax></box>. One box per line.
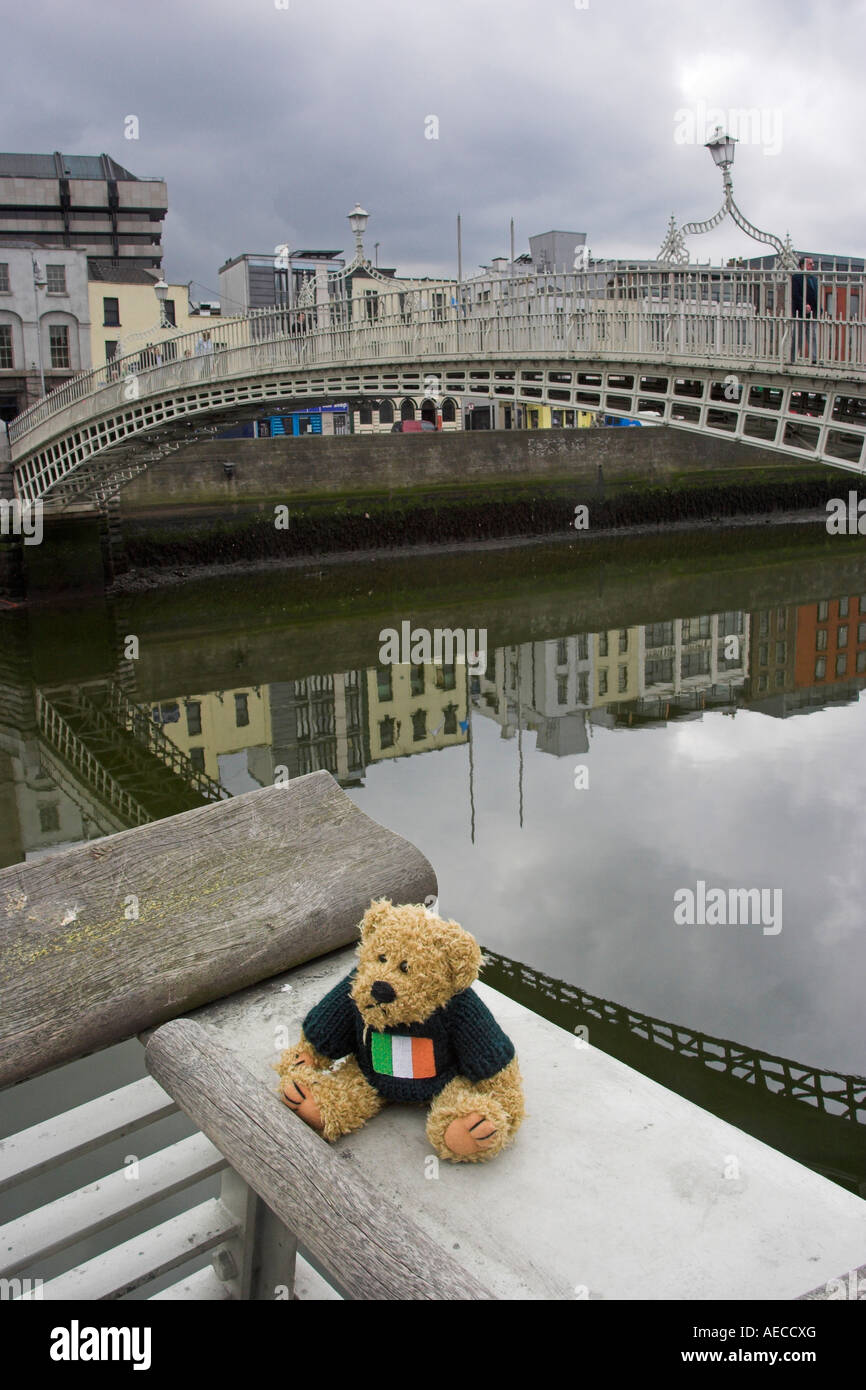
<box><xmin>8</xmin><ymin>266</ymin><xmax>866</xmax><ymax>449</ymax></box>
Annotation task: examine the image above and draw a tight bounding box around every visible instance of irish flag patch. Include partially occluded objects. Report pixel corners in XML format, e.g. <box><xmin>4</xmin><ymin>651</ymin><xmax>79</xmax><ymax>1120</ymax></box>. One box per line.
<box><xmin>370</xmin><ymin>1033</ymin><xmax>436</xmax><ymax>1079</ymax></box>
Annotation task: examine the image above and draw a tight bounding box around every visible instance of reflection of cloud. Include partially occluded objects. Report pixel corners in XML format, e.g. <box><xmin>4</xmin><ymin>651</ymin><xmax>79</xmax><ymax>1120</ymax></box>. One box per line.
<box><xmin>347</xmin><ymin>694</ymin><xmax>866</xmax><ymax>1077</ymax></box>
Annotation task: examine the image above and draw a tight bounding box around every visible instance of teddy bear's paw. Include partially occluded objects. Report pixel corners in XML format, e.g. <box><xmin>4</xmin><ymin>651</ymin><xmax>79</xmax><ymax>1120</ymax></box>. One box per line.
<box><xmin>280</xmin><ymin>1076</ymin><xmax>324</xmax><ymax>1132</ymax></box>
<box><xmin>443</xmin><ymin>1110</ymin><xmax>499</xmax><ymax>1159</ymax></box>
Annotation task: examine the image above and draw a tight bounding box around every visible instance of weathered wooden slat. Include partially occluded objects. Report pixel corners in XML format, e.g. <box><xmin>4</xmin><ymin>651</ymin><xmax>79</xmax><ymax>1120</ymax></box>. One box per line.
<box><xmin>149</xmin><ymin>1266</ymin><xmax>233</xmax><ymax>1300</ymax></box>
<box><xmin>0</xmin><ymin>1132</ymin><xmax>226</xmax><ymax>1276</ymax></box>
<box><xmin>0</xmin><ymin>772</ymin><xmax>437</xmax><ymax>1087</ymax></box>
<box><xmin>20</xmin><ymin>1198</ymin><xmax>238</xmax><ymax>1300</ymax></box>
<box><xmin>145</xmin><ymin>1018</ymin><xmax>495</xmax><ymax>1301</ymax></box>
<box><xmin>0</xmin><ymin>1077</ymin><xmax>177</xmax><ymax>1193</ymax></box>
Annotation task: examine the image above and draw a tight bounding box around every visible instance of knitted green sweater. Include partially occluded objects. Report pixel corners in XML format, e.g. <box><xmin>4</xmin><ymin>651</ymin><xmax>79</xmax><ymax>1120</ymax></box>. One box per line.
<box><xmin>303</xmin><ymin>970</ymin><xmax>515</xmax><ymax>1104</ymax></box>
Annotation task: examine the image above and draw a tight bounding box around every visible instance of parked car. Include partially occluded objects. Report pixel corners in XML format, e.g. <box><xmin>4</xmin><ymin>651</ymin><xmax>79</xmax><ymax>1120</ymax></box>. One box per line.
<box><xmin>390</xmin><ymin>419</ymin><xmax>437</xmax><ymax>432</ymax></box>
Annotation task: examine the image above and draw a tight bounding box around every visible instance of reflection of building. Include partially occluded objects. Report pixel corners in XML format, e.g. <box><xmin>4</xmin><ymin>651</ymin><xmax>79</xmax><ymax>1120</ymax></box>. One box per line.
<box><xmin>747</xmin><ymin>605</ymin><xmax>797</xmax><ymax>699</ymax></box>
<box><xmin>368</xmin><ymin>662</ymin><xmax>467</xmax><ymax>761</ymax></box>
<box><xmin>642</xmin><ymin>612</ymin><xmax>749</xmax><ymax>698</ymax></box>
<box><xmin>795</xmin><ymin>596</ymin><xmax>866</xmax><ymax>688</ymax></box>
<box><xmin>151</xmin><ymin>686</ymin><xmax>272</xmax><ymax>788</ymax></box>
<box><xmin>270</xmin><ymin>673</ymin><xmax>368</xmax><ymax>784</ymax></box>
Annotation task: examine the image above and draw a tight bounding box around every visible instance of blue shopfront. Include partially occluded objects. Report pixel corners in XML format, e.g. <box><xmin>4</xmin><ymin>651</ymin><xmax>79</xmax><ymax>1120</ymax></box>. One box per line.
<box><xmin>256</xmin><ymin>403</ymin><xmax>350</xmax><ymax>437</ymax></box>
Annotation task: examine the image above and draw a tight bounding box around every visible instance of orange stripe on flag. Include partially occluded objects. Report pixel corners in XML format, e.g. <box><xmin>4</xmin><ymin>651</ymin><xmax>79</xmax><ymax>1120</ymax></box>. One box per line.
<box><xmin>411</xmin><ymin>1036</ymin><xmax>436</xmax><ymax>1078</ymax></box>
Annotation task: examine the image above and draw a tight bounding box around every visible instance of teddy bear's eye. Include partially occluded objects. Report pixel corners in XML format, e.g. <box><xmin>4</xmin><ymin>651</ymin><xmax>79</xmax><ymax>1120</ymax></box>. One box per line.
<box><xmin>378</xmin><ymin>954</ymin><xmax>387</xmax><ymax>963</ymax></box>
<box><xmin>399</xmin><ymin>960</ymin><xmax>409</xmax><ymax>973</ymax></box>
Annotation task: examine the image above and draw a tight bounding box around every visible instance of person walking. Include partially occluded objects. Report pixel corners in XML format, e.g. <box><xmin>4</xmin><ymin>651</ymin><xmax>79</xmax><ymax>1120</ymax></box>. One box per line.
<box><xmin>790</xmin><ymin>257</ymin><xmax>818</xmax><ymax>364</ymax></box>
<box><xmin>195</xmin><ymin>328</ymin><xmax>214</xmax><ymax>377</ymax></box>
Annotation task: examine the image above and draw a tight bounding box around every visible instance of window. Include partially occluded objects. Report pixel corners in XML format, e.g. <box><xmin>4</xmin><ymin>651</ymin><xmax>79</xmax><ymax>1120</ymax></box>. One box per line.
<box><xmin>378</xmin><ymin>398</ymin><xmax>394</xmax><ymax>424</ymax></box>
<box><xmin>103</xmin><ymin>297</ymin><xmax>120</xmax><ymax>327</ymax></box>
<box><xmin>858</xmin><ymin>651</ymin><xmax>866</xmax><ymax>674</ymax></box>
<box><xmin>49</xmin><ymin>325</ymin><xmax>70</xmax><ymax>368</ymax></box>
<box><xmin>598</xmin><ymin>669</ymin><xmax>608</xmax><ymax>696</ymax></box>
<box><xmin>839</xmin><ymin>597</ymin><xmax>849</xmax><ymax>618</ymax></box>
<box><xmin>578</xmin><ymin>674</ymin><xmax>588</xmax><ymax>704</ymax></box>
<box><xmin>39</xmin><ymin>803</ymin><xmax>60</xmax><ymax>833</ymax></box>
<box><xmin>557</xmin><ymin>676</ymin><xmax>568</xmax><ymax>705</ymax></box>
<box><xmin>186</xmin><ymin>701</ymin><xmax>202</xmax><ymax>736</ymax></box>
<box><xmin>836</xmin><ymin>654</ymin><xmax>848</xmax><ymax>677</ymax></box>
<box><xmin>410</xmin><ymin>664</ymin><xmax>425</xmax><ymax>696</ymax></box>
<box><xmin>376</xmin><ymin>667</ymin><xmax>392</xmax><ymax>702</ymax></box>
<box><xmin>838</xmin><ymin>626</ymin><xmax>848</xmax><ymax>649</ymax></box>
<box><xmin>775</xmin><ymin>669</ymin><xmax>786</xmax><ymax>688</ymax></box>
<box><xmin>189</xmin><ymin>747</ymin><xmax>205</xmax><ymax>771</ymax></box>
<box><xmin>859</xmin><ymin>623</ymin><xmax>866</xmax><ymax>644</ymax></box>
<box><xmin>46</xmin><ymin>264</ymin><xmax>66</xmax><ymax>293</ymax></box>
<box><xmin>358</xmin><ymin>402</ymin><xmax>373</xmax><ymax>425</ymax></box>
<box><xmin>412</xmin><ymin>709</ymin><xmax>427</xmax><ymax>741</ymax></box>
<box><xmin>645</xmin><ymin>622</ymin><xmax>673</xmax><ymax>649</ymax></box>
<box><xmin>435</xmin><ymin>664</ymin><xmax>456</xmax><ymax>691</ymax></box>
<box><xmin>681</xmin><ymin>650</ymin><xmax>710</xmax><ymax>678</ymax></box>
<box><xmin>0</xmin><ymin>263</ymin><xmax>9</xmax><ymax>292</ymax></box>
<box><xmin>682</xmin><ymin>616</ymin><xmax>711</xmax><ymax>641</ymax></box>
<box><xmin>364</xmin><ymin>290</ymin><xmax>379</xmax><ymax>320</ymax></box>
<box><xmin>105</xmin><ymin>341</ymin><xmax>118</xmax><ymax>362</ymax></box>
<box><xmin>815</xmin><ymin>657</ymin><xmax>826</xmax><ymax>679</ymax></box>
<box><xmin>775</xmin><ymin>642</ymin><xmax>787</xmax><ymax>664</ymax></box>
<box><xmin>618</xmin><ymin>665</ymin><xmax>628</xmax><ymax>692</ymax></box>
<box><xmin>556</xmin><ymin>639</ymin><xmax>568</xmax><ymax>666</ymax></box>
<box><xmin>598</xmin><ymin>632</ymin><xmax>608</xmax><ymax>657</ymax></box>
<box><xmin>861</xmin><ymin>596</ymin><xmax>866</xmax><ymax>614</ymax></box>
<box><xmin>758</xmin><ymin>644</ymin><xmax>768</xmax><ymax>665</ymax></box>
<box><xmin>645</xmin><ymin>657</ymin><xmax>674</xmax><ymax>685</ymax></box>
<box><xmin>234</xmin><ymin>692</ymin><xmax>249</xmax><ymax>727</ymax></box>
<box><xmin>443</xmin><ymin>704</ymin><xmax>458</xmax><ymax>735</ymax></box>
<box><xmin>379</xmin><ymin>716</ymin><xmax>395</xmax><ymax>749</ymax></box>
<box><xmin>618</xmin><ymin>630</ymin><xmax>628</xmax><ymax>654</ymax></box>
<box><xmin>163</xmin><ymin>299</ymin><xmax>176</xmax><ymax>327</ymax></box>
<box><xmin>0</xmin><ymin>325</ymin><xmax>12</xmax><ymax>369</ymax></box>
<box><xmin>577</xmin><ymin>634</ymin><xmax>588</xmax><ymax>661</ymax></box>
<box><xmin>776</xmin><ymin>607</ymin><xmax>786</xmax><ymax>628</ymax></box>
<box><xmin>441</xmin><ymin>397</ymin><xmax>456</xmax><ymax>422</ymax></box>
<box><xmin>816</xmin><ymin>630</ymin><xmax>828</xmax><ymax>651</ymax></box>
<box><xmin>817</xmin><ymin>600</ymin><xmax>829</xmax><ymax>622</ymax></box>
<box><xmin>759</xmin><ymin>612</ymin><xmax>769</xmax><ymax>636</ymax></box>
<box><xmin>758</xmin><ymin>674</ymin><xmax>768</xmax><ymax>691</ymax></box>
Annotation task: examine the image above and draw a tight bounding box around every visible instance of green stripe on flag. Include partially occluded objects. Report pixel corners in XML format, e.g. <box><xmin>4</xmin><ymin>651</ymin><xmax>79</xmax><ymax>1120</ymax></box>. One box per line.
<box><xmin>371</xmin><ymin>1032</ymin><xmax>393</xmax><ymax>1075</ymax></box>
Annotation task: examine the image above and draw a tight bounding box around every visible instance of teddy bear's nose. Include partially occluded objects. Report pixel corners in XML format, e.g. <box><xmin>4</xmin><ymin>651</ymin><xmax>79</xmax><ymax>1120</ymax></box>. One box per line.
<box><xmin>371</xmin><ymin>979</ymin><xmax>397</xmax><ymax>1003</ymax></box>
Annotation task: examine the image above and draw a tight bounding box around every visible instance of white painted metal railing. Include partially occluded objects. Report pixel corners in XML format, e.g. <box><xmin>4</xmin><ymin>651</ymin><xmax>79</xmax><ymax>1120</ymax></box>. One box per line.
<box><xmin>8</xmin><ymin>266</ymin><xmax>866</xmax><ymax>449</ymax></box>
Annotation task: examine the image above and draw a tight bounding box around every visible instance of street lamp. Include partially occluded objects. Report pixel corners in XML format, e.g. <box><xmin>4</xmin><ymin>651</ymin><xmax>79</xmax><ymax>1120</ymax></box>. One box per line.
<box><xmin>658</xmin><ymin>125</ymin><xmax>797</xmax><ymax>269</ymax></box>
<box><xmin>116</xmin><ymin>276</ymin><xmax>174</xmax><ymax>360</ymax></box>
<box><xmin>153</xmin><ymin>278</ymin><xmax>170</xmax><ymax>329</ymax></box>
<box><xmin>347</xmin><ymin>203</ymin><xmax>369</xmax><ymax>262</ymax></box>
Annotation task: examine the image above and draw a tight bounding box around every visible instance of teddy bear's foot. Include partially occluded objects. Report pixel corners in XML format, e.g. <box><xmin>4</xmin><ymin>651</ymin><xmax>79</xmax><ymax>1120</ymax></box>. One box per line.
<box><xmin>427</xmin><ymin>1060</ymin><xmax>525</xmax><ymax>1164</ymax></box>
<box><xmin>280</xmin><ymin>1075</ymin><xmax>324</xmax><ymax>1132</ymax></box>
<box><xmin>278</xmin><ymin>1057</ymin><xmax>385</xmax><ymax>1143</ymax></box>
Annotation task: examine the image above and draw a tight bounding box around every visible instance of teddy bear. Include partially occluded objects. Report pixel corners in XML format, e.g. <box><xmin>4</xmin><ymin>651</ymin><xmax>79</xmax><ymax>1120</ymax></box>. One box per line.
<box><xmin>275</xmin><ymin>898</ymin><xmax>524</xmax><ymax>1163</ymax></box>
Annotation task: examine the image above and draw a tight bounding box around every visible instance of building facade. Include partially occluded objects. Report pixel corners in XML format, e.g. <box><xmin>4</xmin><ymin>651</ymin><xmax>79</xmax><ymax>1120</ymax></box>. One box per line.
<box><xmin>0</xmin><ymin>245</ymin><xmax>91</xmax><ymax>421</ymax></box>
<box><xmin>87</xmin><ymin>263</ymin><xmax>216</xmax><ymax>367</ymax></box>
<box><xmin>0</xmin><ymin>152</ymin><xmax>167</xmax><ymax>270</ymax></box>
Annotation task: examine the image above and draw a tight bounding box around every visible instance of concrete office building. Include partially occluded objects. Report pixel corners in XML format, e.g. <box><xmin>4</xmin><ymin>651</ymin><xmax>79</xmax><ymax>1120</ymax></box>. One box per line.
<box><xmin>0</xmin><ymin>152</ymin><xmax>167</xmax><ymax>270</ymax></box>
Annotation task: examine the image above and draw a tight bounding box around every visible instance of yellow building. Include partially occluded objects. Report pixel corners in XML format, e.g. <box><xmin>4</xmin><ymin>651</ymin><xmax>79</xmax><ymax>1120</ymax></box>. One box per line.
<box><xmin>367</xmin><ymin>661</ymin><xmax>468</xmax><ymax>761</ymax></box>
<box><xmin>592</xmin><ymin>628</ymin><xmax>641</xmax><ymax>705</ymax></box>
<box><xmin>523</xmin><ymin>404</ymin><xmax>595</xmax><ymax>430</ymax></box>
<box><xmin>148</xmin><ymin>687</ymin><xmax>271</xmax><ymax>785</ymax></box>
<box><xmin>88</xmin><ymin>265</ymin><xmax>213</xmax><ymax>367</ymax></box>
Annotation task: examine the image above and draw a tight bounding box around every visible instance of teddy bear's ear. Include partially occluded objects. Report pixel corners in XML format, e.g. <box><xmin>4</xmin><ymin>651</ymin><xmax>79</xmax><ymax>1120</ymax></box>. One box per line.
<box><xmin>441</xmin><ymin>922</ymin><xmax>482</xmax><ymax>993</ymax></box>
<box><xmin>359</xmin><ymin>898</ymin><xmax>392</xmax><ymax>940</ymax></box>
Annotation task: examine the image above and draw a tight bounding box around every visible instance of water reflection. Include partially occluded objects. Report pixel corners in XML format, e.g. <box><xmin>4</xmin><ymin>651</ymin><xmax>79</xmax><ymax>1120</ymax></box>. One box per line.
<box><xmin>2</xmin><ymin>550</ymin><xmax>866</xmax><ymax>1191</ymax></box>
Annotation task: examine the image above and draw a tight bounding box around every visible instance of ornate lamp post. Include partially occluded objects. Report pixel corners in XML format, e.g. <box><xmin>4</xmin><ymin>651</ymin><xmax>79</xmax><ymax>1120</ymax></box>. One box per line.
<box><xmin>347</xmin><ymin>203</ymin><xmax>369</xmax><ymax>264</ymax></box>
<box><xmin>658</xmin><ymin>126</ymin><xmax>797</xmax><ymax>270</ymax></box>
<box><xmin>115</xmin><ymin>277</ymin><xmax>175</xmax><ymax>361</ymax></box>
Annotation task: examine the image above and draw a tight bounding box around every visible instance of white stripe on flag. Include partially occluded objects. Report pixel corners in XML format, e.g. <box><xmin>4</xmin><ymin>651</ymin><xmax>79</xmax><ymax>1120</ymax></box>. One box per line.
<box><xmin>390</xmin><ymin>1035</ymin><xmax>414</xmax><ymax>1078</ymax></box>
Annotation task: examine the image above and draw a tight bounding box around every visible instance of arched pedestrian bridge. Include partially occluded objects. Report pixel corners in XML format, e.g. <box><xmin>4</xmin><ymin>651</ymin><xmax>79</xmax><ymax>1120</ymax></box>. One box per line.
<box><xmin>6</xmin><ymin>265</ymin><xmax>866</xmax><ymax>509</ymax></box>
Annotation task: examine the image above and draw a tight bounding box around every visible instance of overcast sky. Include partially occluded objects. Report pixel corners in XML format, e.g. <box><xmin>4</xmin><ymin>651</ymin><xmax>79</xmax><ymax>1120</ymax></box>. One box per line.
<box><xmin>3</xmin><ymin>0</ymin><xmax>865</xmax><ymax>300</ymax></box>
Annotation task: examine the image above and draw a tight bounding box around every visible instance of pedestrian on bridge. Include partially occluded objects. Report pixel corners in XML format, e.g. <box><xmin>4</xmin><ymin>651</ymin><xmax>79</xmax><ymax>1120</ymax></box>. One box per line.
<box><xmin>790</xmin><ymin>257</ymin><xmax>818</xmax><ymax>364</ymax></box>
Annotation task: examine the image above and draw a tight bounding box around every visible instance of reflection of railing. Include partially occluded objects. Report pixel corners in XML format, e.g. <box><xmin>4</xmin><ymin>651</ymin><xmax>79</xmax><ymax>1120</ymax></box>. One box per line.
<box><xmin>36</xmin><ymin>690</ymin><xmax>151</xmax><ymax>827</ymax></box>
<box><xmin>105</xmin><ymin>684</ymin><xmax>228</xmax><ymax>803</ymax></box>
<box><xmin>484</xmin><ymin>949</ymin><xmax>866</xmax><ymax>1124</ymax></box>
